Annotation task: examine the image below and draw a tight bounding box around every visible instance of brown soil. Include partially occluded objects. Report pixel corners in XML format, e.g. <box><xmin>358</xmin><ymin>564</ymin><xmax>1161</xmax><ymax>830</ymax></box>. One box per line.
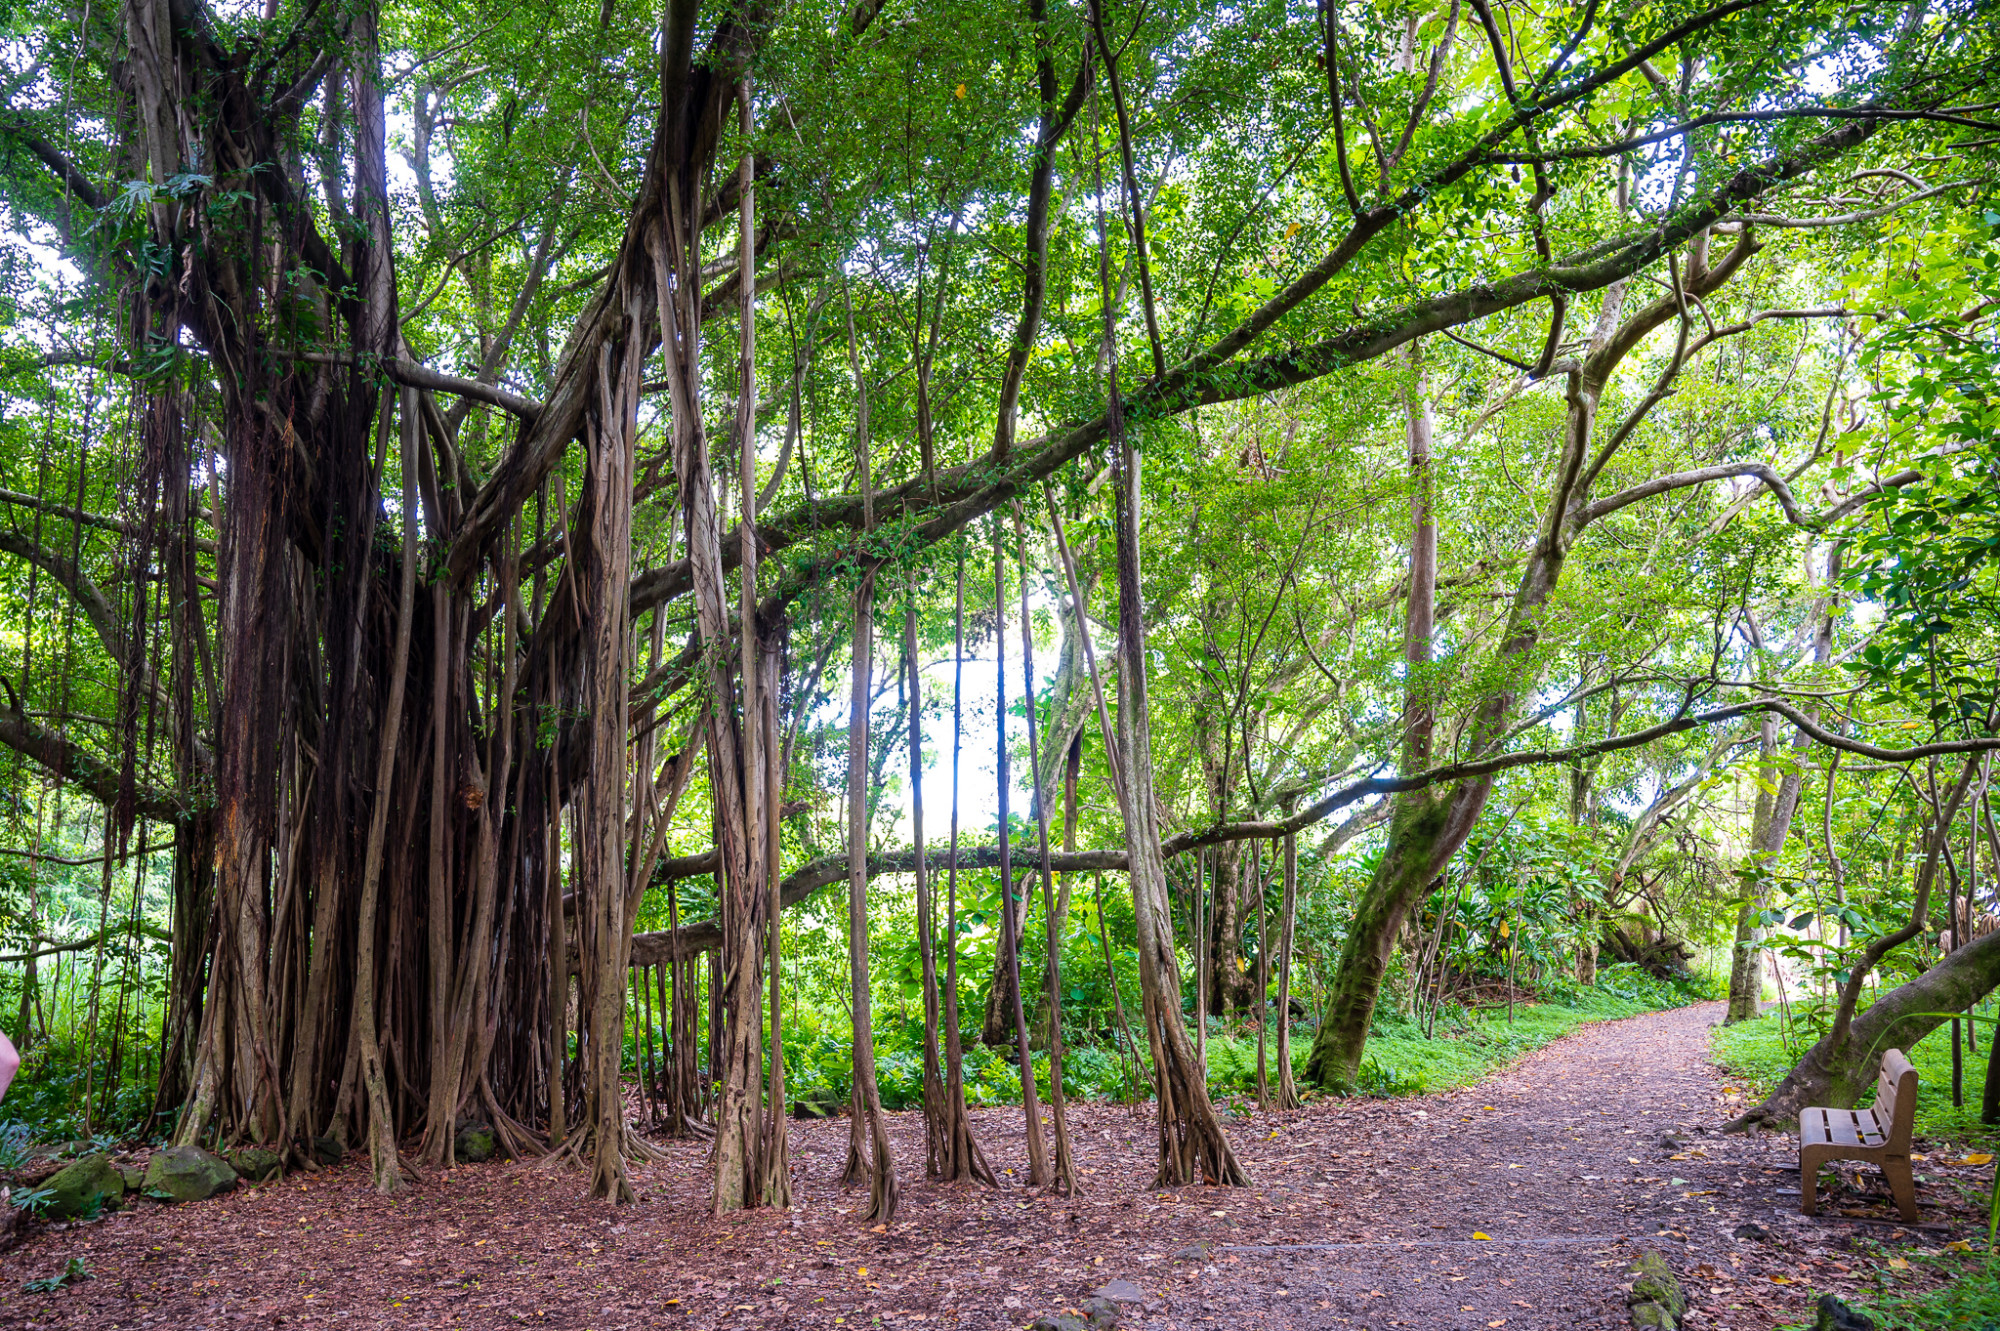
<box><xmin>0</xmin><ymin>1002</ymin><xmax>1980</xmax><ymax>1329</ymax></box>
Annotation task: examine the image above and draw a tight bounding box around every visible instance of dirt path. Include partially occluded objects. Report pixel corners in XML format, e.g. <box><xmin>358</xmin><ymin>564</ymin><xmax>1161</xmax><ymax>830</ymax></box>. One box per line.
<box><xmin>2</xmin><ymin>1002</ymin><xmax>1981</xmax><ymax>1329</ymax></box>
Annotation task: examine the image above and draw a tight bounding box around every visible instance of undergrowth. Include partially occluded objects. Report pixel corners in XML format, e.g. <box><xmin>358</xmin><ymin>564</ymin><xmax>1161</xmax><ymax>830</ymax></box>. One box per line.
<box><xmin>1335</xmin><ymin>964</ymin><xmax>1722</xmax><ymax>1099</ymax></box>
<box><xmin>766</xmin><ymin>962</ymin><xmax>1712</xmax><ymax>1113</ymax></box>
<box><xmin>1784</xmin><ymin>1245</ymin><xmax>2000</xmax><ymax>1331</ymax></box>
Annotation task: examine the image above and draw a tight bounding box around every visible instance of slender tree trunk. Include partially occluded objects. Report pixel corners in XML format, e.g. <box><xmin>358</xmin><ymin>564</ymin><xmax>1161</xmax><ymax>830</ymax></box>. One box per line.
<box><xmin>1275</xmin><ymin>825</ymin><xmax>1301</xmax><ymax>1109</ymax></box>
<box><xmin>940</xmin><ymin>535</ymin><xmax>996</xmax><ymax>1185</ymax></box>
<box><xmin>1112</xmin><ymin>438</ymin><xmax>1246</xmax><ymax>1187</ymax></box>
<box><xmin>1019</xmin><ymin>510</ymin><xmax>1078</xmax><ymax>1193</ymax></box>
<box><xmin>906</xmin><ymin>589</ymin><xmax>947</xmax><ymax>1178</ymax></box>
<box><xmin>994</xmin><ymin>519</ymin><xmax>1050</xmax><ymax>1186</ymax></box>
<box><xmin>350</xmin><ymin>386</ymin><xmax>423</xmax><ymax>1193</ymax></box>
<box><xmin>758</xmin><ymin>627</ymin><xmax>791</xmax><ymax>1206</ymax></box>
<box><xmin>1253</xmin><ymin>835</ymin><xmax>1269</xmax><ymax>1109</ymax></box>
<box><xmin>545</xmin><ymin>818</ymin><xmax>567</xmax><ymax>1144</ymax></box>
<box><xmin>844</xmin><ymin>568</ymin><xmax>898</xmax><ymax>1220</ymax></box>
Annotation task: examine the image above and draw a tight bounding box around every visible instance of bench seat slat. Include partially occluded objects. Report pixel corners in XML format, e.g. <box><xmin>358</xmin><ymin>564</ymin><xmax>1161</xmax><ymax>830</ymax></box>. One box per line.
<box><xmin>1801</xmin><ymin>1108</ymin><xmax>1886</xmax><ymax>1149</ymax></box>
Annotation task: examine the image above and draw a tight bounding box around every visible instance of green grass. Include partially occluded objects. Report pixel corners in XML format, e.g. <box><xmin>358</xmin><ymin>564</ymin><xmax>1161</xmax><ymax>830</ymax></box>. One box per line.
<box><xmin>1780</xmin><ymin>1245</ymin><xmax>2000</xmax><ymax>1331</ymax></box>
<box><xmin>1712</xmin><ymin>1009</ymin><xmax>2000</xmax><ymax>1151</ymax></box>
<box><xmin>1350</xmin><ymin>980</ymin><xmax>1705</xmax><ymax>1098</ymax></box>
<box><xmin>1203</xmin><ymin>965</ymin><xmax>1714</xmax><ymax>1103</ymax></box>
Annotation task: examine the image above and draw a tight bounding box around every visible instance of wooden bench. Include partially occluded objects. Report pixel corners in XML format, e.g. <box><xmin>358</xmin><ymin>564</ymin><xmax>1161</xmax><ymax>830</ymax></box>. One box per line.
<box><xmin>1798</xmin><ymin>1048</ymin><xmax>1918</xmax><ymax>1221</ymax></box>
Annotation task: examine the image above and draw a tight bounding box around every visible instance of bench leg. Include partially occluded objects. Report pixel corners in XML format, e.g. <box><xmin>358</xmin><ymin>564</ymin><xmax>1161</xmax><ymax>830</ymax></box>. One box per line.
<box><xmin>1884</xmin><ymin>1156</ymin><xmax>1918</xmax><ymax>1222</ymax></box>
<box><xmin>1800</xmin><ymin>1148</ymin><xmax>1823</xmax><ymax>1216</ymax></box>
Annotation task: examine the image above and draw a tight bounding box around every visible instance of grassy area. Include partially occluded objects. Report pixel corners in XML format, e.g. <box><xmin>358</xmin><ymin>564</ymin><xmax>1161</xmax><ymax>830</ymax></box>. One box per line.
<box><xmin>1202</xmin><ymin>965</ymin><xmax>1716</xmax><ymax>1103</ymax></box>
<box><xmin>1711</xmin><ymin>1009</ymin><xmax>2000</xmax><ymax>1151</ymax></box>
<box><xmin>1781</xmin><ymin>1245</ymin><xmax>2000</xmax><ymax>1331</ymax></box>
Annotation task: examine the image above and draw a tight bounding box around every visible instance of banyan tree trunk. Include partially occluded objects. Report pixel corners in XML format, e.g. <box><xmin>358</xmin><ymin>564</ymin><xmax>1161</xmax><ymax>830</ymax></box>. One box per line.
<box><xmin>1111</xmin><ymin>433</ymin><xmax>1245</xmax><ymax>1189</ymax></box>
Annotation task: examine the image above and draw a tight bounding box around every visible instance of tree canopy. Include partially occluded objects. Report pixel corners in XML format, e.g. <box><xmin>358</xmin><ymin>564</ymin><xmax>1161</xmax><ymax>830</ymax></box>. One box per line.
<box><xmin>1</xmin><ymin>0</ymin><xmax>1997</xmax><ymax>1215</ymax></box>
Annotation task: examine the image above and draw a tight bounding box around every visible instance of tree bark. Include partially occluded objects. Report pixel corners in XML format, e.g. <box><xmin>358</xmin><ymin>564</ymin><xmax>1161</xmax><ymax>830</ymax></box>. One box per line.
<box><xmin>993</xmin><ymin>519</ymin><xmax>1051</xmax><ymax>1185</ymax></box>
<box><xmin>1019</xmin><ymin>509</ymin><xmax>1078</xmax><ymax>1194</ymax></box>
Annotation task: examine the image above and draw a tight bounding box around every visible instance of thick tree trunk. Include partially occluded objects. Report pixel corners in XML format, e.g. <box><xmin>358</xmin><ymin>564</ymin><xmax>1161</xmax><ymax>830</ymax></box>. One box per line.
<box><xmin>1727</xmin><ymin>717</ymin><xmax>1809</xmax><ymax>1024</ymax></box>
<box><xmin>1737</xmin><ymin>924</ymin><xmax>2000</xmax><ymax>1126</ymax></box>
<box><xmin>577</xmin><ymin>293</ymin><xmax>642</xmax><ymax>1204</ymax></box>
<box><xmin>1306</xmin><ymin>792</ymin><xmax>1453</xmax><ymax>1088</ymax></box>
<box><xmin>1207</xmin><ymin>840</ymin><xmax>1254</xmax><ymax>1018</ymax></box>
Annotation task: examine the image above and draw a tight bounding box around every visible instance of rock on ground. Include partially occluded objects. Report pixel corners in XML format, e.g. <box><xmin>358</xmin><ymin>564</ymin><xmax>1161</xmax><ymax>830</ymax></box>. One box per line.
<box><xmin>141</xmin><ymin>1146</ymin><xmax>236</xmax><ymax>1202</ymax></box>
<box><xmin>40</xmin><ymin>1153</ymin><xmax>124</xmax><ymax>1219</ymax></box>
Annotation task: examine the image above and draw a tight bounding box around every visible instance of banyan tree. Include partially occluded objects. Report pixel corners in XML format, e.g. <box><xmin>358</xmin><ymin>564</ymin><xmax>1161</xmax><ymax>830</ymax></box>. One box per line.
<box><xmin>3</xmin><ymin>0</ymin><xmax>1998</xmax><ymax>1215</ymax></box>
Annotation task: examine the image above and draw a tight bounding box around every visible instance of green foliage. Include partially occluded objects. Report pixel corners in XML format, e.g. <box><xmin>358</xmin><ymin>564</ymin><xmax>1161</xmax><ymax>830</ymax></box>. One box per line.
<box><xmin>1345</xmin><ymin>968</ymin><xmax>1716</xmax><ymax>1100</ymax></box>
<box><xmin>1842</xmin><ymin>211</ymin><xmax>2000</xmax><ymax>729</ymax></box>
<box><xmin>1780</xmin><ymin>1246</ymin><xmax>2000</xmax><ymax>1331</ymax></box>
<box><xmin>7</xmin><ymin>1185</ymin><xmax>57</xmax><ymax>1216</ymax></box>
<box><xmin>21</xmin><ymin>1257</ymin><xmax>91</xmax><ymax>1293</ymax></box>
<box><xmin>1713</xmin><ymin>1011</ymin><xmax>2000</xmax><ymax>1152</ymax></box>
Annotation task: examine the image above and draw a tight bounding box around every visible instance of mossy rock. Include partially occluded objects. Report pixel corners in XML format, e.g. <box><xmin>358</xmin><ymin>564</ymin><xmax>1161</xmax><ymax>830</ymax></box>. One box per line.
<box><xmin>142</xmin><ymin>1146</ymin><xmax>237</xmax><ymax>1202</ymax></box>
<box><xmin>1631</xmin><ymin>1302</ymin><xmax>1678</xmax><ymax>1331</ymax></box>
<box><xmin>454</xmin><ymin>1126</ymin><xmax>497</xmax><ymax>1163</ymax></box>
<box><xmin>42</xmin><ymin>1153</ymin><xmax>124</xmax><ymax>1218</ymax></box>
<box><xmin>117</xmin><ymin>1165</ymin><xmax>144</xmax><ymax>1193</ymax></box>
<box><xmin>1626</xmin><ymin>1250</ymin><xmax>1686</xmax><ymax>1328</ymax></box>
<box><xmin>226</xmin><ymin>1146</ymin><xmax>283</xmax><ymax>1184</ymax></box>
<box><xmin>311</xmin><ymin>1136</ymin><xmax>344</xmax><ymax>1166</ymax></box>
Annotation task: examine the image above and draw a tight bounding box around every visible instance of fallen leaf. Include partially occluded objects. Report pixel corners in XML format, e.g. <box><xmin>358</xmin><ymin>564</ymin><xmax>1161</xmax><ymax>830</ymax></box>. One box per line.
<box><xmin>1473</xmin><ymin>1232</ymin><xmax>1492</xmax><ymax>1241</ymax></box>
<box><xmin>1963</xmin><ymin>1154</ymin><xmax>1994</xmax><ymax>1166</ymax></box>
<box><xmin>1947</xmin><ymin>1240</ymin><xmax>1973</xmax><ymax>1253</ymax></box>
<box><xmin>1887</xmin><ymin>1258</ymin><xmax>1909</xmax><ymax>1271</ymax></box>
<box><xmin>858</xmin><ymin>1266</ymin><xmax>869</xmax><ymax>1277</ymax></box>
<box><xmin>870</xmin><ymin>1225</ymin><xmax>887</xmax><ymax>1234</ymax></box>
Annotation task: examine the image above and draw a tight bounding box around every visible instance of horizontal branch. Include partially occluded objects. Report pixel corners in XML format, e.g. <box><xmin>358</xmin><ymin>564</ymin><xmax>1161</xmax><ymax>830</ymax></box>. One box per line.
<box><xmin>622</xmin><ymin>692</ymin><xmax>1998</xmax><ymax>965</ymax></box>
<box><xmin>625</xmin><ymin>842</ymin><xmax>1130</xmax><ymax>965</ymax></box>
<box><xmin>1725</xmin><ymin>179</ymin><xmax>1978</xmax><ymax>228</ymax></box>
<box><xmin>457</xmin><ymin>0</ymin><xmax>1785</xmax><ymax>591</ymax></box>
<box><xmin>0</xmin><ymin>840</ymin><xmax>177</xmax><ymax>866</ymax></box>
<box><xmin>1226</xmin><ymin>695</ymin><xmax>2000</xmax><ymax>849</ymax></box>
<box><xmin>0</xmin><ymin>487</ymin><xmax>217</xmax><ymax>551</ymax></box>
<box><xmin>1578</xmin><ymin>460</ymin><xmax>1808</xmax><ymax>527</ymax></box>
<box><xmin>295</xmin><ymin>351</ymin><xmax>544</xmax><ymax>421</ymax></box>
<box><xmin>0</xmin><ymin>706</ymin><xmax>185</xmax><ymax>823</ymax></box>
<box><xmin>624</xmin><ymin>120</ymin><xmax>1883</xmax><ymax>629</ymax></box>
<box><xmin>1481</xmin><ymin>108</ymin><xmax>1995</xmax><ymax>166</ymax></box>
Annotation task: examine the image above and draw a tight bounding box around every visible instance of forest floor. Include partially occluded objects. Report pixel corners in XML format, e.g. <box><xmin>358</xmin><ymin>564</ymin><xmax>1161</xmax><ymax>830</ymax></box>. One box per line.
<box><xmin>3</xmin><ymin>1001</ymin><xmax>1992</xmax><ymax>1331</ymax></box>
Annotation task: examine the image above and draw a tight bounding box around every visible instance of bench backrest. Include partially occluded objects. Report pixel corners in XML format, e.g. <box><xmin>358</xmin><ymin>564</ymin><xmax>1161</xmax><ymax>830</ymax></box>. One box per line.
<box><xmin>1875</xmin><ymin>1048</ymin><xmax>1918</xmax><ymax>1150</ymax></box>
